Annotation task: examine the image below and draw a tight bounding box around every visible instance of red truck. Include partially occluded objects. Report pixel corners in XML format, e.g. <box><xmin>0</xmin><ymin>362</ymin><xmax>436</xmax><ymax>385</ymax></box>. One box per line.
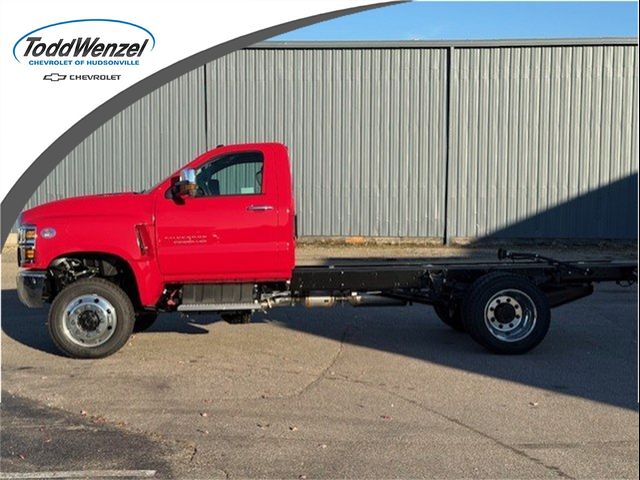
<box><xmin>16</xmin><ymin>142</ymin><xmax>637</xmax><ymax>358</ymax></box>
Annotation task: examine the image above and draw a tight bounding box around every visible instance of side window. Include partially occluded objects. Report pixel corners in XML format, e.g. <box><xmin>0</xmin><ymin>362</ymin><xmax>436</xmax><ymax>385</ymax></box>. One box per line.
<box><xmin>195</xmin><ymin>152</ymin><xmax>263</xmax><ymax>197</ymax></box>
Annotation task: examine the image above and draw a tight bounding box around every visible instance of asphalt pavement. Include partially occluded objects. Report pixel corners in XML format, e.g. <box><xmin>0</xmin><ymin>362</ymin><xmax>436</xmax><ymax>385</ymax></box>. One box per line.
<box><xmin>1</xmin><ymin>245</ymin><xmax>638</xmax><ymax>479</ymax></box>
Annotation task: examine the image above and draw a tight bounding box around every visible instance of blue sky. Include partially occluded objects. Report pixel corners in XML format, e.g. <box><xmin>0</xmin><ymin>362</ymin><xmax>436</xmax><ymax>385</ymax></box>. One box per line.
<box><xmin>273</xmin><ymin>2</ymin><xmax>638</xmax><ymax>41</ymax></box>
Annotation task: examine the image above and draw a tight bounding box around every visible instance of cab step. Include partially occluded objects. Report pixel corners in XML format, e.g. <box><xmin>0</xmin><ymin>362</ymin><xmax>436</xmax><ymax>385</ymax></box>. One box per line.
<box><xmin>177</xmin><ymin>302</ymin><xmax>260</xmax><ymax>312</ymax></box>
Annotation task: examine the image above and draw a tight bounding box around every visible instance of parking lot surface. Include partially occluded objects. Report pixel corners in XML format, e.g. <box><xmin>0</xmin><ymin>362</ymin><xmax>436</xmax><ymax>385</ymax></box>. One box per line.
<box><xmin>1</xmin><ymin>245</ymin><xmax>638</xmax><ymax>479</ymax></box>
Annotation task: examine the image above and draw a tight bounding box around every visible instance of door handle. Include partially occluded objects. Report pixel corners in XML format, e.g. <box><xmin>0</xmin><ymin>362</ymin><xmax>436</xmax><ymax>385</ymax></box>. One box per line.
<box><xmin>247</xmin><ymin>204</ymin><xmax>274</xmax><ymax>211</ymax></box>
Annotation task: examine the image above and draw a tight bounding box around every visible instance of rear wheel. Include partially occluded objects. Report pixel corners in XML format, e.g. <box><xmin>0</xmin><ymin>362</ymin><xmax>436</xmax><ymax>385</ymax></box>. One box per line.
<box><xmin>221</xmin><ymin>311</ymin><xmax>252</xmax><ymax>324</ymax></box>
<box><xmin>462</xmin><ymin>272</ymin><xmax>550</xmax><ymax>354</ymax></box>
<box><xmin>48</xmin><ymin>278</ymin><xmax>135</xmax><ymax>359</ymax></box>
<box><xmin>433</xmin><ymin>302</ymin><xmax>465</xmax><ymax>332</ymax></box>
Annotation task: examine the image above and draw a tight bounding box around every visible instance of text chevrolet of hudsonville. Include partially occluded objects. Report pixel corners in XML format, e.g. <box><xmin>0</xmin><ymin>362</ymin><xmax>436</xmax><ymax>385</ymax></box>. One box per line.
<box><xmin>16</xmin><ymin>142</ymin><xmax>636</xmax><ymax>358</ymax></box>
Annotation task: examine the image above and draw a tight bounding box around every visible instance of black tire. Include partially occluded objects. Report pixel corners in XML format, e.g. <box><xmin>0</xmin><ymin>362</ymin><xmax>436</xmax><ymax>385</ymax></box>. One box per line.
<box><xmin>133</xmin><ymin>312</ymin><xmax>158</xmax><ymax>333</ymax></box>
<box><xmin>433</xmin><ymin>302</ymin><xmax>465</xmax><ymax>332</ymax></box>
<box><xmin>462</xmin><ymin>272</ymin><xmax>550</xmax><ymax>354</ymax></box>
<box><xmin>221</xmin><ymin>311</ymin><xmax>252</xmax><ymax>324</ymax></box>
<box><xmin>48</xmin><ymin>278</ymin><xmax>135</xmax><ymax>359</ymax></box>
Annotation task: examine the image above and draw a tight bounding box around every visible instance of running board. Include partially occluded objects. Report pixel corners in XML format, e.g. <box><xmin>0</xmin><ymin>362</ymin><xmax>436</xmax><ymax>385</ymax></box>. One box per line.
<box><xmin>178</xmin><ymin>302</ymin><xmax>261</xmax><ymax>312</ymax></box>
<box><xmin>180</xmin><ymin>283</ymin><xmax>257</xmax><ymax>312</ymax></box>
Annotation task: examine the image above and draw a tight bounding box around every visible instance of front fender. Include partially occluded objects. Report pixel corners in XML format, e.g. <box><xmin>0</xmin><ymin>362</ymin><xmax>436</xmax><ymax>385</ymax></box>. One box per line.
<box><xmin>22</xmin><ymin>216</ymin><xmax>163</xmax><ymax>307</ymax></box>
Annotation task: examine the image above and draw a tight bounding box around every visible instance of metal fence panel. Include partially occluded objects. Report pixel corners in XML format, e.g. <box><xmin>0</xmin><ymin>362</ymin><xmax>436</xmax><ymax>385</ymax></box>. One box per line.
<box><xmin>26</xmin><ymin>41</ymin><xmax>637</xmax><ymax>241</ymax></box>
<box><xmin>205</xmin><ymin>48</ymin><xmax>448</xmax><ymax>238</ymax></box>
<box><xmin>447</xmin><ymin>45</ymin><xmax>638</xmax><ymax>239</ymax></box>
<box><xmin>27</xmin><ymin>69</ymin><xmax>206</xmax><ymax>208</ymax></box>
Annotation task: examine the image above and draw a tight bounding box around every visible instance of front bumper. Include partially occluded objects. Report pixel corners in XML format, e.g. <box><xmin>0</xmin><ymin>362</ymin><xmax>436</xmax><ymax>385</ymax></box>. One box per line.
<box><xmin>16</xmin><ymin>270</ymin><xmax>47</xmax><ymax>308</ymax></box>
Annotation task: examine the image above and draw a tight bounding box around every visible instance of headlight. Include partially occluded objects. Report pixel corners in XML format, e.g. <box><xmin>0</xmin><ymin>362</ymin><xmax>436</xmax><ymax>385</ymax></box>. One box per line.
<box><xmin>18</xmin><ymin>224</ymin><xmax>37</xmax><ymax>266</ymax></box>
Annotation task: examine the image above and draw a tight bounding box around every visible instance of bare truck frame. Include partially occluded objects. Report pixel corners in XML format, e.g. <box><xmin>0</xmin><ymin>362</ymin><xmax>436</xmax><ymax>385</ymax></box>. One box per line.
<box><xmin>176</xmin><ymin>249</ymin><xmax>637</xmax><ymax>355</ymax></box>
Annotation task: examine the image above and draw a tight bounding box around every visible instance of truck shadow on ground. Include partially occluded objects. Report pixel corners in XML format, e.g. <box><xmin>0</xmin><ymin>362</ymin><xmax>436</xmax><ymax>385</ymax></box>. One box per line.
<box><xmin>3</xmin><ymin>285</ymin><xmax>637</xmax><ymax>411</ymax></box>
<box><xmin>254</xmin><ymin>294</ymin><xmax>639</xmax><ymax>412</ymax></box>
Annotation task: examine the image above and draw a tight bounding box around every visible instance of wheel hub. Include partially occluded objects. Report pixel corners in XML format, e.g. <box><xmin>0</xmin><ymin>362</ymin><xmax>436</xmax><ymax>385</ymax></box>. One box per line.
<box><xmin>62</xmin><ymin>294</ymin><xmax>118</xmax><ymax>347</ymax></box>
<box><xmin>484</xmin><ymin>290</ymin><xmax>536</xmax><ymax>342</ymax></box>
<box><xmin>493</xmin><ymin>302</ymin><xmax>517</xmax><ymax>324</ymax></box>
<box><xmin>77</xmin><ymin>310</ymin><xmax>101</xmax><ymax>331</ymax></box>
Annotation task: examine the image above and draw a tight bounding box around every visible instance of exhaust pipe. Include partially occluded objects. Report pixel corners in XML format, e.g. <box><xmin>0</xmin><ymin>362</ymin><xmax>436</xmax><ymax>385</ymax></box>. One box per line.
<box><xmin>270</xmin><ymin>294</ymin><xmax>406</xmax><ymax>309</ymax></box>
<box><xmin>348</xmin><ymin>294</ymin><xmax>407</xmax><ymax>307</ymax></box>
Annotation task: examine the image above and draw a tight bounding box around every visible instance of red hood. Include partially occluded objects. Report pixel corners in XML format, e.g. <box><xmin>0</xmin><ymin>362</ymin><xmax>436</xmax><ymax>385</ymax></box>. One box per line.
<box><xmin>21</xmin><ymin>192</ymin><xmax>154</xmax><ymax>225</ymax></box>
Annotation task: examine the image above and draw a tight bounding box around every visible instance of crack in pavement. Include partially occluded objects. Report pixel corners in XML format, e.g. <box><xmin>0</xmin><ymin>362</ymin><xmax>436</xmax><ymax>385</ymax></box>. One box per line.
<box><xmin>257</xmin><ymin>324</ymin><xmax>356</xmax><ymax>400</ymax></box>
<box><xmin>327</xmin><ymin>374</ymin><xmax>576</xmax><ymax>479</ymax></box>
<box><xmin>293</xmin><ymin>325</ymin><xmax>353</xmax><ymax>396</ymax></box>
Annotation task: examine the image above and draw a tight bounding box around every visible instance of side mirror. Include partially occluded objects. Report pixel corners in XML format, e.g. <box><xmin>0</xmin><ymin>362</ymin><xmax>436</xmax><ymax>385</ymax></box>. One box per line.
<box><xmin>171</xmin><ymin>168</ymin><xmax>197</xmax><ymax>197</ymax></box>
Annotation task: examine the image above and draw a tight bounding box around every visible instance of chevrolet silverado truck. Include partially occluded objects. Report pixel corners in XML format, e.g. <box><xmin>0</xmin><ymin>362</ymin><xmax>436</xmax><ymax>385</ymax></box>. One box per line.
<box><xmin>16</xmin><ymin>142</ymin><xmax>637</xmax><ymax>358</ymax></box>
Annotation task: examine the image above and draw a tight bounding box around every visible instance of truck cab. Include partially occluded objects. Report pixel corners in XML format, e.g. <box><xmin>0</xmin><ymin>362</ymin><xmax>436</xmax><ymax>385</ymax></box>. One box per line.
<box><xmin>17</xmin><ymin>143</ymin><xmax>296</xmax><ymax>357</ymax></box>
<box><xmin>18</xmin><ymin>142</ymin><xmax>296</xmax><ymax>302</ymax></box>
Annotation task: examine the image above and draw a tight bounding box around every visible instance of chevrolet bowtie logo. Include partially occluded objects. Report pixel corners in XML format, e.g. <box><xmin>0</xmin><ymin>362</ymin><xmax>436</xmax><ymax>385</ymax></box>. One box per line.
<box><xmin>43</xmin><ymin>73</ymin><xmax>67</xmax><ymax>81</ymax></box>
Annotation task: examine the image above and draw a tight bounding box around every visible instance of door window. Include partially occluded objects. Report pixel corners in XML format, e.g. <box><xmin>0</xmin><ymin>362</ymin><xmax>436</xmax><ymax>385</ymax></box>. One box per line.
<box><xmin>195</xmin><ymin>152</ymin><xmax>264</xmax><ymax>197</ymax></box>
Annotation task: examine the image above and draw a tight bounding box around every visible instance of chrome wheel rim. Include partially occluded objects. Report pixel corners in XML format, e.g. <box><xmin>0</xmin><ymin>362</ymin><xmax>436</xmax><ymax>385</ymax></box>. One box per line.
<box><xmin>484</xmin><ymin>289</ymin><xmax>537</xmax><ymax>342</ymax></box>
<box><xmin>62</xmin><ymin>294</ymin><xmax>117</xmax><ymax>347</ymax></box>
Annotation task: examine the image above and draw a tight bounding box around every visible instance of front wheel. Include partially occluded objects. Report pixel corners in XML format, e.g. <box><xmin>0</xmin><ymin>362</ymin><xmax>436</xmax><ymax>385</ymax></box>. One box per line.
<box><xmin>462</xmin><ymin>273</ymin><xmax>550</xmax><ymax>354</ymax></box>
<box><xmin>48</xmin><ymin>278</ymin><xmax>135</xmax><ymax>358</ymax></box>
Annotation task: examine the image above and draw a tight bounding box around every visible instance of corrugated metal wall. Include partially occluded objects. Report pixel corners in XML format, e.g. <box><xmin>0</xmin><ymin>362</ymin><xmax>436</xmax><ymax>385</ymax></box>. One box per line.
<box><xmin>448</xmin><ymin>45</ymin><xmax>638</xmax><ymax>239</ymax></box>
<box><xmin>28</xmin><ymin>69</ymin><xmax>206</xmax><ymax>206</ymax></box>
<box><xmin>27</xmin><ymin>41</ymin><xmax>638</xmax><ymax>241</ymax></box>
<box><xmin>206</xmin><ymin>48</ymin><xmax>448</xmax><ymax>237</ymax></box>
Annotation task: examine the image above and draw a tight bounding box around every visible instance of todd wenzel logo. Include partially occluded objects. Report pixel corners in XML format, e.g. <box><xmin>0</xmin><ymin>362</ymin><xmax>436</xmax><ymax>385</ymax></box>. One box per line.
<box><xmin>13</xmin><ymin>19</ymin><xmax>155</xmax><ymax>79</ymax></box>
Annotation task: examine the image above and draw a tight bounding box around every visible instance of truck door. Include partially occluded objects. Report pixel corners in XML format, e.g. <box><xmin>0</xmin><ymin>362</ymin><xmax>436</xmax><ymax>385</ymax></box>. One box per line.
<box><xmin>154</xmin><ymin>149</ymin><xmax>286</xmax><ymax>282</ymax></box>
